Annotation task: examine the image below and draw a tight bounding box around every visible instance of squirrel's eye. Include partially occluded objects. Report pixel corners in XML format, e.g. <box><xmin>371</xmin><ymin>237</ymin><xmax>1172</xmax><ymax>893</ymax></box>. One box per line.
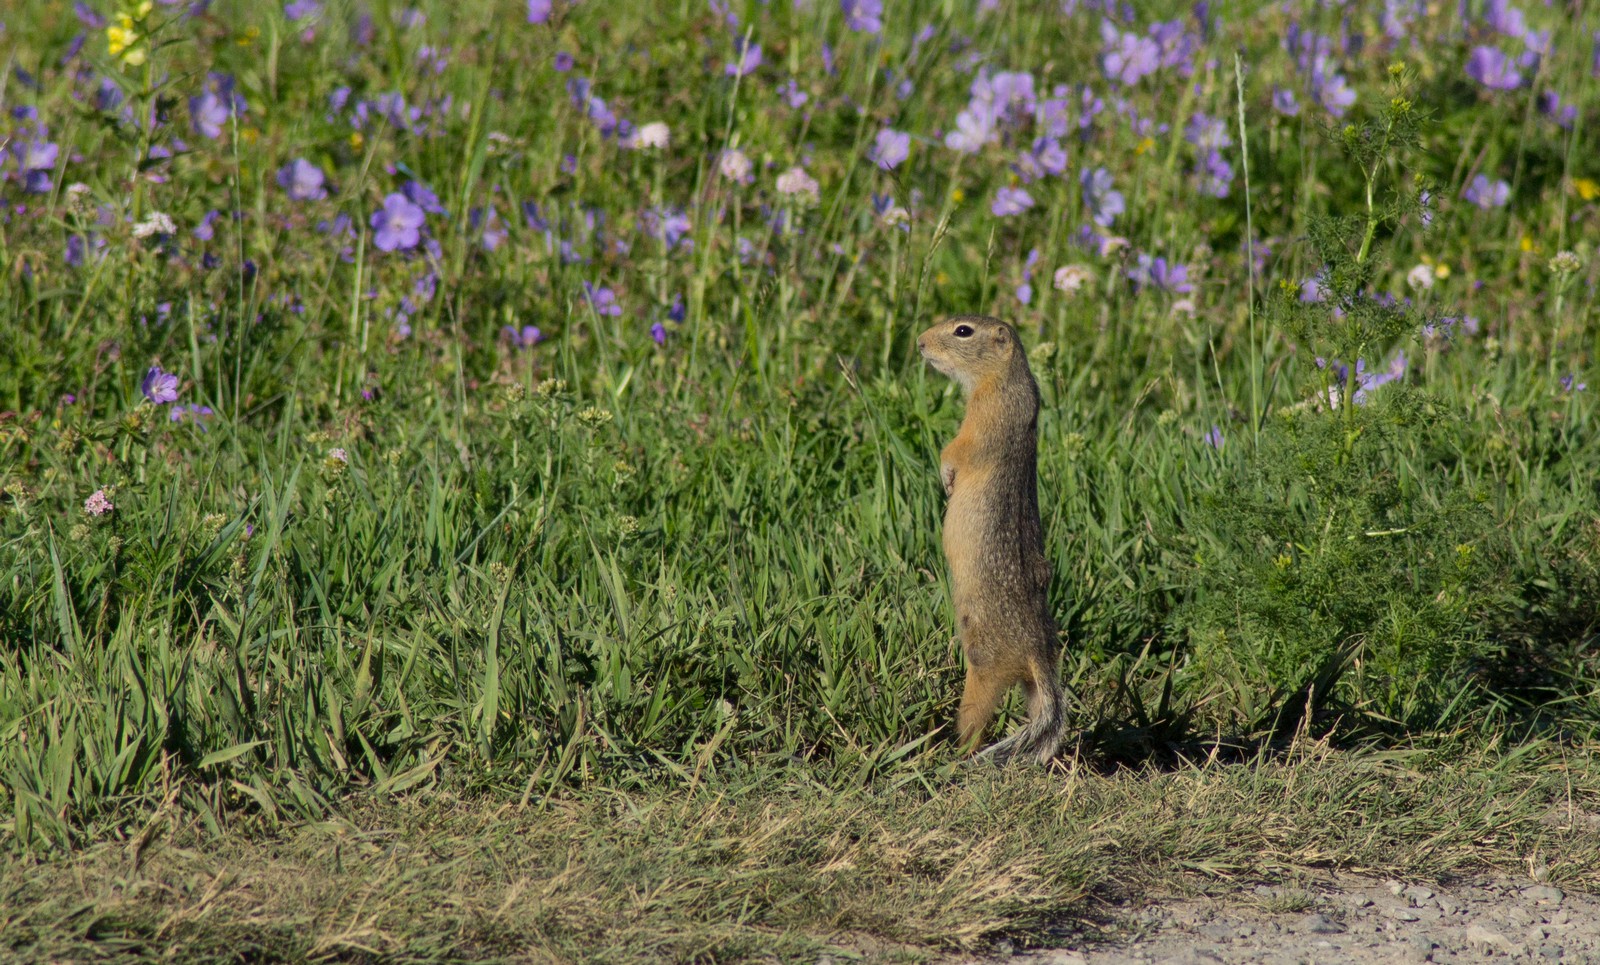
<box><xmin>954</xmin><ymin>324</ymin><xmax>974</xmax><ymax>338</ymax></box>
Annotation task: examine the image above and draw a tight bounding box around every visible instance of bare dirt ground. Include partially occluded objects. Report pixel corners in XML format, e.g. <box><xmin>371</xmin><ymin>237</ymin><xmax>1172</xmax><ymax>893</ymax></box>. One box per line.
<box><xmin>989</xmin><ymin>874</ymin><xmax>1600</xmax><ymax>964</ymax></box>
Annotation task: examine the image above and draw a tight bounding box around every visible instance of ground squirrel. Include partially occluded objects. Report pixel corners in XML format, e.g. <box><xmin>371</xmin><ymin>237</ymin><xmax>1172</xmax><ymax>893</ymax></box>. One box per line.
<box><xmin>917</xmin><ymin>314</ymin><xmax>1065</xmax><ymax>764</ymax></box>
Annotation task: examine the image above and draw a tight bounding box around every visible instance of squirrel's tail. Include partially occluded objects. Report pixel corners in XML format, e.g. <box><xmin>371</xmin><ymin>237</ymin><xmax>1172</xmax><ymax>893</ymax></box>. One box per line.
<box><xmin>977</xmin><ymin>656</ymin><xmax>1067</xmax><ymax>765</ymax></box>
<box><xmin>1019</xmin><ymin>656</ymin><xmax>1066</xmax><ymax>763</ymax></box>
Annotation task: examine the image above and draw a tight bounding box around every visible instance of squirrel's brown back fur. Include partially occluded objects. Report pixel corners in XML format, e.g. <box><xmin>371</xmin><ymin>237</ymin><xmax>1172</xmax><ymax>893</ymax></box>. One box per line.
<box><xmin>918</xmin><ymin>315</ymin><xmax>1064</xmax><ymax>764</ymax></box>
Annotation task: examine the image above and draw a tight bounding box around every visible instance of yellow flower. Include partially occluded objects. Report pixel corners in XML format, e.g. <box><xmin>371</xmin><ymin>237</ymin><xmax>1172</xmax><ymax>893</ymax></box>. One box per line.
<box><xmin>1434</xmin><ymin>263</ymin><xmax>1450</xmax><ymax>279</ymax></box>
<box><xmin>350</xmin><ymin>131</ymin><xmax>365</xmax><ymax>150</ymax></box>
<box><xmin>107</xmin><ymin>15</ymin><xmax>145</xmax><ymax>66</ymax></box>
<box><xmin>1520</xmin><ymin>235</ymin><xmax>1535</xmax><ymax>253</ymax></box>
<box><xmin>1134</xmin><ymin>136</ymin><xmax>1155</xmax><ymax>156</ymax></box>
<box><xmin>133</xmin><ymin>0</ymin><xmax>153</xmax><ymax>17</ymax></box>
<box><xmin>950</xmin><ymin>188</ymin><xmax>965</xmax><ymax>204</ymax></box>
<box><xmin>1574</xmin><ymin>178</ymin><xmax>1600</xmax><ymax>202</ymax></box>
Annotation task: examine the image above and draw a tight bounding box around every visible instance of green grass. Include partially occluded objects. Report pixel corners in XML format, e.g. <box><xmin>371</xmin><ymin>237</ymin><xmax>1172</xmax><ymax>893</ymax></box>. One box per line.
<box><xmin>1</xmin><ymin>0</ymin><xmax>1599</xmax><ymax>957</ymax></box>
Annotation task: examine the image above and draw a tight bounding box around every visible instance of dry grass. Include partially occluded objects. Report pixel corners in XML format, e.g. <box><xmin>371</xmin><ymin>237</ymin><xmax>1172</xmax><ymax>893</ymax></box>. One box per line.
<box><xmin>5</xmin><ymin>738</ymin><xmax>1597</xmax><ymax>963</ymax></box>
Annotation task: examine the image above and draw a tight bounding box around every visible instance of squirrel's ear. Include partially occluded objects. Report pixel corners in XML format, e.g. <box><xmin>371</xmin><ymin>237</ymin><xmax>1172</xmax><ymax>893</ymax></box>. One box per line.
<box><xmin>991</xmin><ymin>327</ymin><xmax>1010</xmax><ymax>346</ymax></box>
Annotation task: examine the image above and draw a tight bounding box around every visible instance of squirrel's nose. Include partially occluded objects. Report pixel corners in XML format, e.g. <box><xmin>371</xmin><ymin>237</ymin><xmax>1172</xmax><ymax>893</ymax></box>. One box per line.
<box><xmin>916</xmin><ymin>335</ymin><xmax>927</xmax><ymax>352</ymax></box>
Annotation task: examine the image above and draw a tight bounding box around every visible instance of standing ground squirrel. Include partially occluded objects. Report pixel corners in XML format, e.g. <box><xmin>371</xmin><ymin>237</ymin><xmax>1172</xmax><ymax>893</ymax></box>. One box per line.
<box><xmin>917</xmin><ymin>314</ymin><xmax>1065</xmax><ymax>764</ymax></box>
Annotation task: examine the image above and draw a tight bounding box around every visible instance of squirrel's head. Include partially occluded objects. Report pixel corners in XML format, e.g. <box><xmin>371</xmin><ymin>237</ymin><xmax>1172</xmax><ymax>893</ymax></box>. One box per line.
<box><xmin>917</xmin><ymin>315</ymin><xmax>1021</xmax><ymax>394</ymax></box>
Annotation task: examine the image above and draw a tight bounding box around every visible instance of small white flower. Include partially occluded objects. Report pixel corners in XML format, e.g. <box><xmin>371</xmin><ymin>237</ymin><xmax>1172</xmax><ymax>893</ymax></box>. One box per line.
<box><xmin>132</xmin><ymin>212</ymin><xmax>176</xmax><ymax>238</ymax></box>
<box><xmin>880</xmin><ymin>205</ymin><xmax>910</xmax><ymax>228</ymax></box>
<box><xmin>65</xmin><ymin>182</ymin><xmax>91</xmax><ymax>199</ymax></box>
<box><xmin>775</xmin><ymin>165</ymin><xmax>820</xmax><ymax>203</ymax></box>
<box><xmin>1406</xmin><ymin>263</ymin><xmax>1435</xmax><ymax>290</ymax></box>
<box><xmin>635</xmin><ymin>121</ymin><xmax>670</xmax><ymax>149</ymax></box>
<box><xmin>1170</xmin><ymin>297</ymin><xmax>1197</xmax><ymax>316</ymax></box>
<box><xmin>719</xmin><ymin>148</ymin><xmax>752</xmax><ymax>183</ymax></box>
<box><xmin>1053</xmin><ymin>264</ymin><xmax>1093</xmax><ymax>293</ymax></box>
<box><xmin>1549</xmin><ymin>250</ymin><xmax>1582</xmax><ymax>275</ymax></box>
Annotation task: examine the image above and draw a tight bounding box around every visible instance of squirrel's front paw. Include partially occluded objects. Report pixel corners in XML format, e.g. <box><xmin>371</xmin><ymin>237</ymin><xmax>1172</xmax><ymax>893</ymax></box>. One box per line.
<box><xmin>941</xmin><ymin>465</ymin><xmax>957</xmax><ymax>496</ymax></box>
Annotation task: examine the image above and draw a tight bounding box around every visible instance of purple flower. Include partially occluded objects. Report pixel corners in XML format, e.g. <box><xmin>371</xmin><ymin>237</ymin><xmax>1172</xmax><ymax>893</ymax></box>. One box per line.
<box><xmin>1101</xmin><ymin>23</ymin><xmax>1162</xmax><ymax>86</ymax></box>
<box><xmin>1464</xmin><ymin>174</ymin><xmax>1510</xmax><ymax>210</ymax></box>
<box><xmin>1272</xmin><ymin>87</ymin><xmax>1300</xmax><ymax>116</ymax></box>
<box><xmin>74</xmin><ymin>1</ymin><xmax>107</xmax><ymax>28</ymax></box>
<box><xmin>1080</xmin><ymin>167</ymin><xmax>1124</xmax><ymax>227</ymax></box>
<box><xmin>641</xmin><ymin>206</ymin><xmax>693</xmax><ymax>249</ymax></box>
<box><xmin>1027</xmin><ymin>137</ymin><xmax>1068</xmax><ymax>178</ymax></box>
<box><xmin>1312</xmin><ymin>71</ymin><xmax>1356</xmax><ymax>116</ymax></box>
<box><xmin>189</xmin><ymin>74</ymin><xmax>245</xmax><ymax>139</ymax></box>
<box><xmin>1466</xmin><ymin>46</ymin><xmax>1522</xmax><ymax>90</ymax></box>
<box><xmin>84</xmin><ymin>489</ymin><xmax>113</xmax><ymax>517</ymax></box>
<box><xmin>650</xmin><ymin>321</ymin><xmax>668</xmax><ymax>346</ymax></box>
<box><xmin>778</xmin><ymin>79</ymin><xmax>808</xmax><ymax>109</ymax></box>
<box><xmin>476</xmin><ymin>207</ymin><xmax>509</xmax><ymax>251</ymax></box>
<box><xmin>141</xmin><ymin>365</ymin><xmax>180</xmax><ymax>404</ymax></box>
<box><xmin>841</xmin><ymin>0</ymin><xmax>882</xmax><ymax>34</ymax></box>
<box><xmin>1204</xmin><ymin>425</ymin><xmax>1224</xmax><ymax>449</ymax></box>
<box><xmin>870</xmin><ymin>128</ymin><xmax>910</xmax><ymax>170</ymax></box>
<box><xmin>527</xmin><ymin>0</ymin><xmax>551</xmax><ymax>23</ymax></box>
<box><xmin>402</xmin><ymin>180</ymin><xmax>446</xmax><ymax>215</ymax></box>
<box><xmin>1561</xmin><ymin>374</ymin><xmax>1588</xmax><ymax>393</ymax></box>
<box><xmin>1127</xmin><ymin>254</ymin><xmax>1193</xmax><ymax>294</ymax></box>
<box><xmin>1321</xmin><ymin>352</ymin><xmax>1408</xmax><ymax>405</ymax></box>
<box><xmin>554</xmin><ymin>51</ymin><xmax>573</xmax><ymax>71</ymax></box>
<box><xmin>1197</xmin><ymin>150</ymin><xmax>1233</xmax><ymax>198</ymax></box>
<box><xmin>371</xmin><ymin>193</ymin><xmax>426</xmax><ymax>251</ymax></box>
<box><xmin>584</xmin><ymin>281</ymin><xmax>622</xmax><ymax>316</ymax></box>
<box><xmin>1484</xmin><ymin>0</ymin><xmax>1525</xmax><ymax>39</ymax></box>
<box><xmin>1593</xmin><ymin>30</ymin><xmax>1600</xmax><ymax>79</ymax></box>
<box><xmin>991</xmin><ymin>186</ymin><xmax>1034</xmax><ymax>217</ymax></box>
<box><xmin>285</xmin><ymin>0</ymin><xmax>321</xmax><ymax>20</ymax></box>
<box><xmin>194</xmin><ymin>209</ymin><xmax>221</xmax><ymax>240</ymax></box>
<box><xmin>276</xmin><ymin>158</ymin><xmax>327</xmax><ymax>201</ymax></box>
<box><xmin>726</xmin><ymin>37</ymin><xmax>762</xmax><ymax>77</ymax></box>
<box><xmin>169</xmin><ymin>404</ymin><xmax>215</xmax><ymax>429</ymax></box>
<box><xmin>669</xmin><ymin>293</ymin><xmax>686</xmax><ymax>323</ymax></box>
<box><xmin>502</xmin><ymin>325</ymin><xmax>543</xmax><ymax>348</ymax></box>
<box><xmin>944</xmin><ymin>101</ymin><xmax>998</xmax><ymax>153</ymax></box>
<box><xmin>13</xmin><ymin>138</ymin><xmax>58</xmax><ymax>194</ymax></box>
<box><xmin>1540</xmin><ymin>90</ymin><xmax>1577</xmax><ymax>130</ymax></box>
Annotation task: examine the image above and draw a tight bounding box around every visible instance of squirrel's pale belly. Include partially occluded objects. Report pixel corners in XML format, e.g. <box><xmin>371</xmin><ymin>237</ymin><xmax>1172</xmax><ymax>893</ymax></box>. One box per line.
<box><xmin>942</xmin><ymin>474</ymin><xmax>1006</xmax><ymax>604</ymax></box>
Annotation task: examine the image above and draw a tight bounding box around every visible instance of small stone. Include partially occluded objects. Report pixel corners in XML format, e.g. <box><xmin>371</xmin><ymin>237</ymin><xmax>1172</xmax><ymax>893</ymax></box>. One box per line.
<box><xmin>995</xmin><ymin>939</ymin><xmax>1014</xmax><ymax>957</ymax></box>
<box><xmin>1524</xmin><ymin>886</ymin><xmax>1566</xmax><ymax>904</ymax></box>
<box><xmin>1467</xmin><ymin>924</ymin><xmax>1516</xmax><ymax>954</ymax></box>
<box><xmin>1255</xmin><ymin>884</ymin><xmax>1279</xmax><ymax>898</ymax></box>
<box><xmin>1387</xmin><ymin>880</ymin><xmax>1406</xmax><ymax>896</ymax></box>
<box><xmin>1199</xmin><ymin>923</ymin><xmax>1234</xmax><ymax>942</ymax></box>
<box><xmin>1539</xmin><ymin>944</ymin><xmax>1564</xmax><ymax>961</ymax></box>
<box><xmin>1039</xmin><ymin>953</ymin><xmax>1088</xmax><ymax>965</ymax></box>
<box><xmin>1436</xmin><ymin>895</ymin><xmax>1462</xmax><ymax>916</ymax></box>
<box><xmin>1383</xmin><ymin>905</ymin><xmax>1420</xmax><ymax>922</ymax></box>
<box><xmin>1404</xmin><ymin>885</ymin><xmax>1435</xmax><ymax>903</ymax></box>
<box><xmin>1300</xmin><ymin>913</ymin><xmax>1346</xmax><ymax>935</ymax></box>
